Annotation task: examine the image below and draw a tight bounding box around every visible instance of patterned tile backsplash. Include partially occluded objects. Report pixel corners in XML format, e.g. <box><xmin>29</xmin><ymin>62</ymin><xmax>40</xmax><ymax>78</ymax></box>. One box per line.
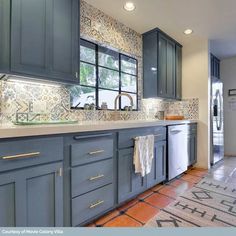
<box><xmin>0</xmin><ymin>0</ymin><xmax>199</xmax><ymax>124</ymax></box>
<box><xmin>0</xmin><ymin>78</ymin><xmax>199</xmax><ymax>124</ymax></box>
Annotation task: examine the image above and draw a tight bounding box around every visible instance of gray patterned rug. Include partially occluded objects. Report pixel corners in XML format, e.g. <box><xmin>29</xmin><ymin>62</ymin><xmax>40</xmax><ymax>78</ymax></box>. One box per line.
<box><xmin>145</xmin><ymin>177</ymin><xmax>236</xmax><ymax>227</ymax></box>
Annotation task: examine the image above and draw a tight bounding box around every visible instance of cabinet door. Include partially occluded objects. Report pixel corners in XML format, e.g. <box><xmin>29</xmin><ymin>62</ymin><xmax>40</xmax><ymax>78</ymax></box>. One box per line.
<box><xmin>147</xmin><ymin>141</ymin><xmax>166</xmax><ymax>188</ymax></box>
<box><xmin>0</xmin><ymin>0</ymin><xmax>10</xmax><ymax>72</ymax></box>
<box><xmin>158</xmin><ymin>34</ymin><xmax>167</xmax><ymax>97</ymax></box>
<box><xmin>11</xmin><ymin>0</ymin><xmax>79</xmax><ymax>82</ymax></box>
<box><xmin>143</xmin><ymin>31</ymin><xmax>158</xmax><ymax>98</ymax></box>
<box><xmin>49</xmin><ymin>0</ymin><xmax>79</xmax><ymax>81</ymax></box>
<box><xmin>118</xmin><ymin>148</ymin><xmax>146</xmax><ymax>204</ymax></box>
<box><xmin>188</xmin><ymin>133</ymin><xmax>197</xmax><ymax>166</ymax></box>
<box><xmin>175</xmin><ymin>45</ymin><xmax>182</xmax><ymax>100</ymax></box>
<box><xmin>166</xmin><ymin>40</ymin><xmax>176</xmax><ymax>98</ymax></box>
<box><xmin>0</xmin><ymin>162</ymin><xmax>63</xmax><ymax>227</ymax></box>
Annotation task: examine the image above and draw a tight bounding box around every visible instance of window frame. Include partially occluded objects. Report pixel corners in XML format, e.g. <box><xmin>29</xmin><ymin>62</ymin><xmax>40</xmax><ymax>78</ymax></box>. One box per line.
<box><xmin>72</xmin><ymin>38</ymin><xmax>138</xmax><ymax>111</ymax></box>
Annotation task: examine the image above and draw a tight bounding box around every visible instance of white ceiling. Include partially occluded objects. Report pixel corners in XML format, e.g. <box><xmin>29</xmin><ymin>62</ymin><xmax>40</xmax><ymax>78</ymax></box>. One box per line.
<box><xmin>84</xmin><ymin>0</ymin><xmax>236</xmax><ymax>59</ymax></box>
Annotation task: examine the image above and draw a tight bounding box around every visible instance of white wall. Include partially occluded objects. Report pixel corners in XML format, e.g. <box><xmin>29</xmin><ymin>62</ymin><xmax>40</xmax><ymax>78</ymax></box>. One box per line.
<box><xmin>221</xmin><ymin>57</ymin><xmax>236</xmax><ymax>156</ymax></box>
<box><xmin>182</xmin><ymin>37</ymin><xmax>211</xmax><ymax>169</ymax></box>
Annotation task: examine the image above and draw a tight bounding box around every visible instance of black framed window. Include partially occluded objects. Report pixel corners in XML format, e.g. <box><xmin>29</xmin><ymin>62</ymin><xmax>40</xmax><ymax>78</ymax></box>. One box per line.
<box><xmin>70</xmin><ymin>39</ymin><xmax>138</xmax><ymax>110</ymax></box>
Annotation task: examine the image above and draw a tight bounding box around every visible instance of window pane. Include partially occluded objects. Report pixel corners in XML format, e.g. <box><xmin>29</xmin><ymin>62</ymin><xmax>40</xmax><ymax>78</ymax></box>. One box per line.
<box><xmin>121</xmin><ymin>55</ymin><xmax>137</xmax><ymax>75</ymax></box>
<box><xmin>70</xmin><ymin>86</ymin><xmax>96</xmax><ymax>108</ymax></box>
<box><xmin>98</xmin><ymin>47</ymin><xmax>119</xmax><ymax>70</ymax></box>
<box><xmin>121</xmin><ymin>93</ymin><xmax>137</xmax><ymax>110</ymax></box>
<box><xmin>80</xmin><ymin>62</ymin><xmax>96</xmax><ymax>86</ymax></box>
<box><xmin>80</xmin><ymin>40</ymin><xmax>95</xmax><ymax>64</ymax></box>
<box><xmin>98</xmin><ymin>67</ymin><xmax>119</xmax><ymax>90</ymax></box>
<box><xmin>98</xmin><ymin>89</ymin><xmax>119</xmax><ymax>110</ymax></box>
<box><xmin>121</xmin><ymin>73</ymin><xmax>137</xmax><ymax>93</ymax></box>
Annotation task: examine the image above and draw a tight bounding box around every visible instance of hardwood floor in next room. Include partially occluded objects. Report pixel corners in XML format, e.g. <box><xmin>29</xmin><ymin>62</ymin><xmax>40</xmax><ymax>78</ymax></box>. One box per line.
<box><xmin>86</xmin><ymin>157</ymin><xmax>236</xmax><ymax>227</ymax></box>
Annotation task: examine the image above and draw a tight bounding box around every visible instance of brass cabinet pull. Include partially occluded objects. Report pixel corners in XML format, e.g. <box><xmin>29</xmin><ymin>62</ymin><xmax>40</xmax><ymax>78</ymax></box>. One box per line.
<box><xmin>88</xmin><ymin>150</ymin><xmax>104</xmax><ymax>155</ymax></box>
<box><xmin>89</xmin><ymin>200</ymin><xmax>104</xmax><ymax>209</ymax></box>
<box><xmin>89</xmin><ymin>174</ymin><xmax>105</xmax><ymax>181</ymax></box>
<box><xmin>1</xmin><ymin>152</ymin><xmax>40</xmax><ymax>160</ymax></box>
<box><xmin>56</xmin><ymin>168</ymin><xmax>63</xmax><ymax>177</ymax></box>
<box><xmin>75</xmin><ymin>72</ymin><xmax>79</xmax><ymax>79</ymax></box>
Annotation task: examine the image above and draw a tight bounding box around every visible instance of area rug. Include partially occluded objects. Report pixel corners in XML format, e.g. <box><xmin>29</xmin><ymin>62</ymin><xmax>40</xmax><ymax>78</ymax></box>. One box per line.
<box><xmin>145</xmin><ymin>177</ymin><xmax>236</xmax><ymax>227</ymax></box>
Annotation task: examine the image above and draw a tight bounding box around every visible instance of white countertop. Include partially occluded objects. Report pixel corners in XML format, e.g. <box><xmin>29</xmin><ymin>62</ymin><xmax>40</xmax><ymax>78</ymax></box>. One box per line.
<box><xmin>0</xmin><ymin>119</ymin><xmax>198</xmax><ymax>139</ymax></box>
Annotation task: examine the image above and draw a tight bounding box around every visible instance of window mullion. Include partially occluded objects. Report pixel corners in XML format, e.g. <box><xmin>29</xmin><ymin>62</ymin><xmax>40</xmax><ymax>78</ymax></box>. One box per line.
<box><xmin>95</xmin><ymin>44</ymin><xmax>99</xmax><ymax>109</ymax></box>
<box><xmin>119</xmin><ymin>53</ymin><xmax>122</xmax><ymax>110</ymax></box>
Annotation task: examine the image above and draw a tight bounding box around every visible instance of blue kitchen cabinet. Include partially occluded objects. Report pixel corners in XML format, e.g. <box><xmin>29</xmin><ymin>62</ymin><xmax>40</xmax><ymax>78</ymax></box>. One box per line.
<box><xmin>188</xmin><ymin>124</ymin><xmax>198</xmax><ymax>166</ymax></box>
<box><xmin>143</xmin><ymin>28</ymin><xmax>182</xmax><ymax>99</ymax></box>
<box><xmin>118</xmin><ymin>148</ymin><xmax>147</xmax><ymax>203</ymax></box>
<box><xmin>147</xmin><ymin>141</ymin><xmax>167</xmax><ymax>188</ymax></box>
<box><xmin>176</xmin><ymin>44</ymin><xmax>182</xmax><ymax>100</ymax></box>
<box><xmin>0</xmin><ymin>0</ymin><xmax>10</xmax><ymax>73</ymax></box>
<box><xmin>0</xmin><ymin>162</ymin><xmax>63</xmax><ymax>227</ymax></box>
<box><xmin>117</xmin><ymin>127</ymin><xmax>167</xmax><ymax>204</ymax></box>
<box><xmin>63</xmin><ymin>132</ymin><xmax>116</xmax><ymax>226</ymax></box>
<box><xmin>11</xmin><ymin>0</ymin><xmax>80</xmax><ymax>83</ymax></box>
<box><xmin>143</xmin><ymin>30</ymin><xmax>158</xmax><ymax>98</ymax></box>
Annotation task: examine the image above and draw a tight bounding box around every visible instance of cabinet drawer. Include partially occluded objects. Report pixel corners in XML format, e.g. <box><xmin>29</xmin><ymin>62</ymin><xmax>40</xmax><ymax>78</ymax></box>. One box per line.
<box><xmin>71</xmin><ymin>135</ymin><xmax>113</xmax><ymax>166</ymax></box>
<box><xmin>118</xmin><ymin>127</ymin><xmax>166</xmax><ymax>149</ymax></box>
<box><xmin>0</xmin><ymin>137</ymin><xmax>63</xmax><ymax>172</ymax></box>
<box><xmin>71</xmin><ymin>158</ymin><xmax>113</xmax><ymax>197</ymax></box>
<box><xmin>72</xmin><ymin>184</ymin><xmax>114</xmax><ymax>226</ymax></box>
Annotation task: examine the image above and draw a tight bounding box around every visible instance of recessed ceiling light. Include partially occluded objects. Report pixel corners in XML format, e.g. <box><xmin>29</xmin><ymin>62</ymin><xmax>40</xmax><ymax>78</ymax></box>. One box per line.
<box><xmin>124</xmin><ymin>2</ymin><xmax>136</xmax><ymax>11</ymax></box>
<box><xmin>184</xmin><ymin>29</ymin><xmax>193</xmax><ymax>35</ymax></box>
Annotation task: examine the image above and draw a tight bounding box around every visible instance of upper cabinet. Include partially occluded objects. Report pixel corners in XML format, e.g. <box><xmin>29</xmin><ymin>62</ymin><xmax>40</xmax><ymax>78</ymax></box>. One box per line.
<box><xmin>0</xmin><ymin>0</ymin><xmax>10</xmax><ymax>73</ymax></box>
<box><xmin>0</xmin><ymin>0</ymin><xmax>80</xmax><ymax>83</ymax></box>
<box><xmin>143</xmin><ymin>28</ymin><xmax>182</xmax><ymax>100</ymax></box>
<box><xmin>211</xmin><ymin>53</ymin><xmax>220</xmax><ymax>79</ymax></box>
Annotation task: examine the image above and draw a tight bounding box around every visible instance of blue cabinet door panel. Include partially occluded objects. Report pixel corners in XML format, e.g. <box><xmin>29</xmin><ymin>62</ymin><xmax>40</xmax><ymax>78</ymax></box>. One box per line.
<box><xmin>0</xmin><ymin>162</ymin><xmax>63</xmax><ymax>227</ymax></box>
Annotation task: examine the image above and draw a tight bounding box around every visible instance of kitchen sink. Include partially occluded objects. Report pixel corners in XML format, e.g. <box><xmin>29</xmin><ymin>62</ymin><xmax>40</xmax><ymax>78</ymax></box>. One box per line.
<box><xmin>14</xmin><ymin>120</ymin><xmax>78</xmax><ymax>125</ymax></box>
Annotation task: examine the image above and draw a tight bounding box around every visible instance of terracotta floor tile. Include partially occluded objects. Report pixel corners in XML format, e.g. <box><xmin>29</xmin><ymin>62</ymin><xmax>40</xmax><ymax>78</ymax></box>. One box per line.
<box><xmin>187</xmin><ymin>169</ymin><xmax>208</xmax><ymax>177</ymax></box>
<box><xmin>158</xmin><ymin>185</ymin><xmax>180</xmax><ymax>199</ymax></box>
<box><xmin>151</xmin><ymin>184</ymin><xmax>164</xmax><ymax>192</ymax></box>
<box><xmin>95</xmin><ymin>210</ymin><xmax>120</xmax><ymax>226</ymax></box>
<box><xmin>126</xmin><ymin>202</ymin><xmax>159</xmax><ymax>224</ymax></box>
<box><xmin>138</xmin><ymin>189</ymin><xmax>153</xmax><ymax>200</ymax></box>
<box><xmin>117</xmin><ymin>198</ymin><xmax>139</xmax><ymax>212</ymax></box>
<box><xmin>181</xmin><ymin>174</ymin><xmax>202</xmax><ymax>183</ymax></box>
<box><xmin>104</xmin><ymin>215</ymin><xmax>142</xmax><ymax>227</ymax></box>
<box><xmin>145</xmin><ymin>193</ymin><xmax>174</xmax><ymax>209</ymax></box>
<box><xmin>169</xmin><ymin>179</ymin><xmax>185</xmax><ymax>187</ymax></box>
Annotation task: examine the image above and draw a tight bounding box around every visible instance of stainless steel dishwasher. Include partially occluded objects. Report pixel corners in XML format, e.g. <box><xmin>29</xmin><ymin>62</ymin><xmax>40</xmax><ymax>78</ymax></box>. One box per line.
<box><xmin>168</xmin><ymin>124</ymin><xmax>188</xmax><ymax>180</ymax></box>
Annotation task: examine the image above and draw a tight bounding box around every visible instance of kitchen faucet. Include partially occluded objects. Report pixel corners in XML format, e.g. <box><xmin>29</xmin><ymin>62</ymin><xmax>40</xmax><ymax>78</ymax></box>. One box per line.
<box><xmin>114</xmin><ymin>93</ymin><xmax>134</xmax><ymax>111</ymax></box>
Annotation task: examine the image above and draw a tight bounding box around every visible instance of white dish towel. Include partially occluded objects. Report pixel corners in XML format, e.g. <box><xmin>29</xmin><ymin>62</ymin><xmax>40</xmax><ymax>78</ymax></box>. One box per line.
<box><xmin>133</xmin><ymin>135</ymin><xmax>154</xmax><ymax>177</ymax></box>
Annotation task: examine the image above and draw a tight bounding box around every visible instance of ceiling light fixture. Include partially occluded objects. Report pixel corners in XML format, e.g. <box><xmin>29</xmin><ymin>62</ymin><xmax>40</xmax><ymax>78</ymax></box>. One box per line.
<box><xmin>184</xmin><ymin>29</ymin><xmax>193</xmax><ymax>35</ymax></box>
<box><xmin>124</xmin><ymin>2</ymin><xmax>136</xmax><ymax>12</ymax></box>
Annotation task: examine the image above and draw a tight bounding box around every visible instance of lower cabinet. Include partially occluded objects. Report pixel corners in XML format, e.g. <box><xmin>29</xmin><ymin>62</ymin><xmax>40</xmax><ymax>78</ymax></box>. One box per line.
<box><xmin>118</xmin><ymin>143</ymin><xmax>167</xmax><ymax>204</ymax></box>
<box><xmin>188</xmin><ymin>133</ymin><xmax>197</xmax><ymax>166</ymax></box>
<box><xmin>118</xmin><ymin>148</ymin><xmax>146</xmax><ymax>204</ymax></box>
<box><xmin>147</xmin><ymin>141</ymin><xmax>167</xmax><ymax>188</ymax></box>
<box><xmin>188</xmin><ymin>124</ymin><xmax>198</xmax><ymax>166</ymax></box>
<box><xmin>0</xmin><ymin>162</ymin><xmax>63</xmax><ymax>227</ymax></box>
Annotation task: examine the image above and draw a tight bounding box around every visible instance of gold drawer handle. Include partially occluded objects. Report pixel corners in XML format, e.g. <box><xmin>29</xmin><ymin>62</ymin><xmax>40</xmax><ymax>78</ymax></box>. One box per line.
<box><xmin>89</xmin><ymin>174</ymin><xmax>105</xmax><ymax>181</ymax></box>
<box><xmin>1</xmin><ymin>152</ymin><xmax>40</xmax><ymax>160</ymax></box>
<box><xmin>89</xmin><ymin>200</ymin><xmax>104</xmax><ymax>209</ymax></box>
<box><xmin>88</xmin><ymin>150</ymin><xmax>104</xmax><ymax>155</ymax></box>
